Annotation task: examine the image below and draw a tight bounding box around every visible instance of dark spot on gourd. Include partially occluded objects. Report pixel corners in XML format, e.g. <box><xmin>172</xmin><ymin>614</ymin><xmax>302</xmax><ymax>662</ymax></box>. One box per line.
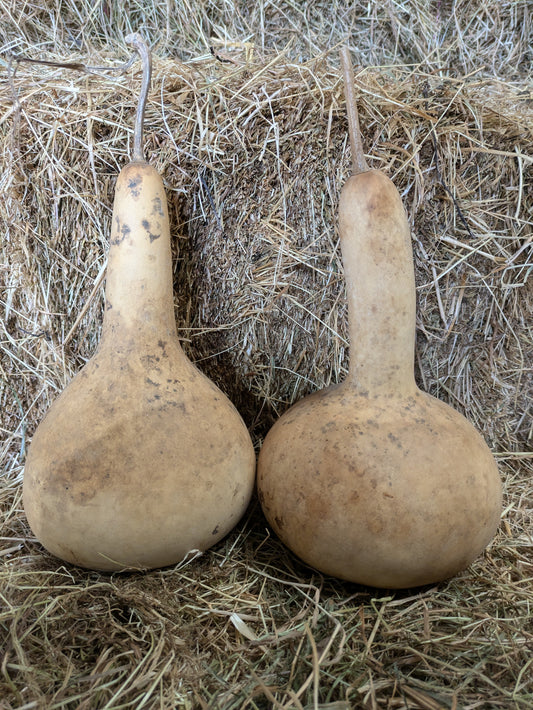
<box><xmin>274</xmin><ymin>515</ymin><xmax>285</xmax><ymax>530</ymax></box>
<box><xmin>151</xmin><ymin>197</ymin><xmax>164</xmax><ymax>216</ymax></box>
<box><xmin>166</xmin><ymin>401</ymin><xmax>186</xmax><ymax>413</ymax></box>
<box><xmin>69</xmin><ymin>484</ymin><xmax>98</xmax><ymax>506</ymax></box>
<box><xmin>110</xmin><ymin>221</ymin><xmax>131</xmax><ymax>245</ymax></box>
<box><xmin>212</xmin><ymin>525</ymin><xmax>219</xmax><ymax>535</ymax></box>
<box><xmin>140</xmin><ymin>218</ymin><xmax>161</xmax><ymax>243</ymax></box>
<box><xmin>105</xmin><ymin>301</ymin><xmax>113</xmax><ymax>310</ymax></box>
<box><xmin>128</xmin><ymin>175</ymin><xmax>142</xmax><ymax>198</ymax></box>
<box><xmin>142</xmin><ymin>354</ymin><xmax>161</xmax><ymax>367</ymax></box>
<box><xmin>145</xmin><ymin>378</ymin><xmax>160</xmax><ymax>387</ymax></box>
<box><xmin>366</xmin><ymin>196</ymin><xmax>379</xmax><ymax>212</ymax></box>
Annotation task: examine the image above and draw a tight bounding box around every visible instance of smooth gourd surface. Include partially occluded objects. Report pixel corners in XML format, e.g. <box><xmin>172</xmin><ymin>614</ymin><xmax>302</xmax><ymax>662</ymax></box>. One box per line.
<box><xmin>23</xmin><ymin>162</ymin><xmax>256</xmax><ymax>571</ymax></box>
<box><xmin>257</xmin><ymin>170</ymin><xmax>502</xmax><ymax>589</ymax></box>
<box><xmin>257</xmin><ymin>384</ymin><xmax>502</xmax><ymax>588</ymax></box>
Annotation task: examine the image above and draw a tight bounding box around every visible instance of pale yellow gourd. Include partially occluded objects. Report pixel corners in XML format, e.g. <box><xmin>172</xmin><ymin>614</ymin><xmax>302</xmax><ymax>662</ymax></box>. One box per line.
<box><xmin>256</xmin><ymin>50</ymin><xmax>502</xmax><ymax>588</ymax></box>
<box><xmin>23</xmin><ymin>35</ymin><xmax>256</xmax><ymax>571</ymax></box>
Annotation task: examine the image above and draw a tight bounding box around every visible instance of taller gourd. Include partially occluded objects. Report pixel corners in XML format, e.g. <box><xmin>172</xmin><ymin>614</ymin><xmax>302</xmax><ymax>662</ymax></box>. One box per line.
<box><xmin>23</xmin><ymin>35</ymin><xmax>255</xmax><ymax>571</ymax></box>
<box><xmin>256</xmin><ymin>50</ymin><xmax>502</xmax><ymax>588</ymax></box>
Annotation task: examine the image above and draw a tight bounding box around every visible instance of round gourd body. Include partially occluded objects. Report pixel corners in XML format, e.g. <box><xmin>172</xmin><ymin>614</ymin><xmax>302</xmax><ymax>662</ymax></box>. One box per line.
<box><xmin>23</xmin><ymin>337</ymin><xmax>255</xmax><ymax>571</ymax></box>
<box><xmin>257</xmin><ymin>384</ymin><xmax>502</xmax><ymax>588</ymax></box>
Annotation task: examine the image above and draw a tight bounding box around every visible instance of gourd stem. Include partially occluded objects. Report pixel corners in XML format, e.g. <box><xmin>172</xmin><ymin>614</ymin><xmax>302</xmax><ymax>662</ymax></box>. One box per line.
<box><xmin>340</xmin><ymin>47</ymin><xmax>369</xmax><ymax>175</ymax></box>
<box><xmin>125</xmin><ymin>33</ymin><xmax>152</xmax><ymax>163</ymax></box>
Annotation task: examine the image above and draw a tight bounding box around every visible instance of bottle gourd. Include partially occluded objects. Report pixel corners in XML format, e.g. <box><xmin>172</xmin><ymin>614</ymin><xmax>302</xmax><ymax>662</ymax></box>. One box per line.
<box><xmin>256</xmin><ymin>49</ymin><xmax>502</xmax><ymax>588</ymax></box>
<box><xmin>23</xmin><ymin>35</ymin><xmax>256</xmax><ymax>571</ymax></box>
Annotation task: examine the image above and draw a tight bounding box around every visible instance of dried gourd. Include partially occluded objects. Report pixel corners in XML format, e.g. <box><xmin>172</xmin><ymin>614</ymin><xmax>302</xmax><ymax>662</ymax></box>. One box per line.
<box><xmin>23</xmin><ymin>35</ymin><xmax>256</xmax><ymax>571</ymax></box>
<box><xmin>256</xmin><ymin>49</ymin><xmax>502</xmax><ymax>588</ymax></box>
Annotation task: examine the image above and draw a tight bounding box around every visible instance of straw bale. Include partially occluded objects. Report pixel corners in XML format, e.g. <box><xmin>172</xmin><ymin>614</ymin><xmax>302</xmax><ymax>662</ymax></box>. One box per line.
<box><xmin>2</xmin><ymin>49</ymin><xmax>530</xmax><ymax>447</ymax></box>
<box><xmin>1</xmin><ymin>1</ymin><xmax>532</xmax><ymax>708</ymax></box>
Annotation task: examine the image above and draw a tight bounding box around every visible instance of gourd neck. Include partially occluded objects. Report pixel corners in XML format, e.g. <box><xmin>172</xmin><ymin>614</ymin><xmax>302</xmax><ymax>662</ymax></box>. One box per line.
<box><xmin>101</xmin><ymin>161</ymin><xmax>178</xmax><ymax>343</ymax></box>
<box><xmin>339</xmin><ymin>171</ymin><xmax>417</xmax><ymax>396</ymax></box>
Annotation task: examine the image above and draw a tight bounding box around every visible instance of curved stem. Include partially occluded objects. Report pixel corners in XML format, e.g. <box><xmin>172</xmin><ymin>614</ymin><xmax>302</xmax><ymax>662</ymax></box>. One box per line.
<box><xmin>340</xmin><ymin>47</ymin><xmax>368</xmax><ymax>175</ymax></box>
<box><xmin>125</xmin><ymin>33</ymin><xmax>152</xmax><ymax>162</ymax></box>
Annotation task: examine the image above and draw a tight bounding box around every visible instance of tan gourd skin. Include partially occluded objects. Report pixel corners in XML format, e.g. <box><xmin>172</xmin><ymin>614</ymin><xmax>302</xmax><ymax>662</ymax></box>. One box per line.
<box><xmin>23</xmin><ymin>41</ymin><xmax>255</xmax><ymax>571</ymax></box>
<box><xmin>257</xmin><ymin>168</ymin><xmax>503</xmax><ymax>589</ymax></box>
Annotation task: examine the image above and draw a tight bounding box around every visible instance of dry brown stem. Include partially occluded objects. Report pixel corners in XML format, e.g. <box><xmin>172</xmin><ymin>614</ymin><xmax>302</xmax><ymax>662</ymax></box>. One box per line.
<box><xmin>340</xmin><ymin>46</ymin><xmax>369</xmax><ymax>175</ymax></box>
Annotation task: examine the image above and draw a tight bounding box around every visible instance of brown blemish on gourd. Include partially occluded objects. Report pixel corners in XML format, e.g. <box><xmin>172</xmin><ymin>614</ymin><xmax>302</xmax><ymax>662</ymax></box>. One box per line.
<box><xmin>274</xmin><ymin>515</ymin><xmax>285</xmax><ymax>530</ymax></box>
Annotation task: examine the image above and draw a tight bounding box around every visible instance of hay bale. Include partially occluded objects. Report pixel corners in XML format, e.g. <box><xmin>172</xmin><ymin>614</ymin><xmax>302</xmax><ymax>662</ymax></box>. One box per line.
<box><xmin>175</xmin><ymin>59</ymin><xmax>533</xmax><ymax>450</ymax></box>
<box><xmin>2</xmin><ymin>49</ymin><xmax>531</xmax><ymax>449</ymax></box>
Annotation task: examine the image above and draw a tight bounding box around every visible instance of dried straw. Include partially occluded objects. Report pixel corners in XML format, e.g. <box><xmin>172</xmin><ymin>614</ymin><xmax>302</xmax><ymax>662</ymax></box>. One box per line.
<box><xmin>1</xmin><ymin>1</ymin><xmax>532</xmax><ymax>708</ymax></box>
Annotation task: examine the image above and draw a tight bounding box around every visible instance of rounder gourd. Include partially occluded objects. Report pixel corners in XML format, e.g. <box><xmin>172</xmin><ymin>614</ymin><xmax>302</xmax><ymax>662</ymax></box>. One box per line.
<box><xmin>256</xmin><ymin>49</ymin><xmax>502</xmax><ymax>589</ymax></box>
<box><xmin>23</xmin><ymin>35</ymin><xmax>256</xmax><ymax>571</ymax></box>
